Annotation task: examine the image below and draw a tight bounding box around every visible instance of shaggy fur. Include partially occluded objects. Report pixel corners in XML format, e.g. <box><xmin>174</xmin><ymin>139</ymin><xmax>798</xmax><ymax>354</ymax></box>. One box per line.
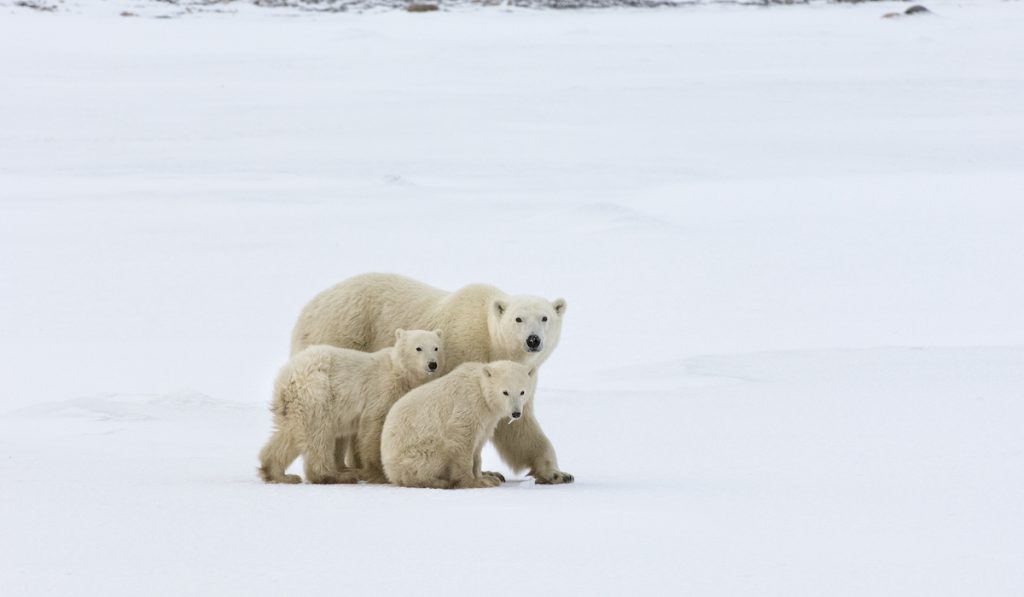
<box><xmin>289</xmin><ymin>273</ymin><xmax>572</xmax><ymax>484</ymax></box>
<box><xmin>381</xmin><ymin>361</ymin><xmax>532</xmax><ymax>489</ymax></box>
<box><xmin>258</xmin><ymin>329</ymin><xmax>443</xmax><ymax>484</ymax></box>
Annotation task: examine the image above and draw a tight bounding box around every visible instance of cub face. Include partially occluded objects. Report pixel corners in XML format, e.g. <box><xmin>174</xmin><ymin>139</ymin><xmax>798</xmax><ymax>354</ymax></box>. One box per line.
<box><xmin>393</xmin><ymin>328</ymin><xmax>444</xmax><ymax>382</ymax></box>
<box><xmin>481</xmin><ymin>361</ymin><xmax>535</xmax><ymax>420</ymax></box>
<box><xmin>491</xmin><ymin>295</ymin><xmax>567</xmax><ymax>360</ymax></box>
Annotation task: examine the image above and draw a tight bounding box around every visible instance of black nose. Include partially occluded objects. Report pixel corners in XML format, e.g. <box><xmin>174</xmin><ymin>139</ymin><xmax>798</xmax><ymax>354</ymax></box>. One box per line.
<box><xmin>526</xmin><ymin>335</ymin><xmax>541</xmax><ymax>350</ymax></box>
<box><xmin>428</xmin><ymin>361</ymin><xmax>438</xmax><ymax>371</ymax></box>
<box><xmin>511</xmin><ymin>411</ymin><xmax>521</xmax><ymax>419</ymax></box>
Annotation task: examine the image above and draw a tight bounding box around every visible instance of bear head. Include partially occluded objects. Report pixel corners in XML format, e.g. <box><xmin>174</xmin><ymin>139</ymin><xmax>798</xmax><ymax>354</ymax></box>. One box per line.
<box><xmin>489</xmin><ymin>295</ymin><xmax>567</xmax><ymax>366</ymax></box>
<box><xmin>480</xmin><ymin>361</ymin><xmax>535</xmax><ymax>422</ymax></box>
<box><xmin>392</xmin><ymin>328</ymin><xmax>444</xmax><ymax>382</ymax></box>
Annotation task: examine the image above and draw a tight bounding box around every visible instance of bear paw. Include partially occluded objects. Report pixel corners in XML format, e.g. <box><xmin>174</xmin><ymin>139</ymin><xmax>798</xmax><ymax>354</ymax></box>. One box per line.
<box><xmin>534</xmin><ymin>471</ymin><xmax>574</xmax><ymax>485</ymax></box>
<box><xmin>482</xmin><ymin>471</ymin><xmax>506</xmax><ymax>483</ymax></box>
<box><xmin>309</xmin><ymin>471</ymin><xmax>359</xmax><ymax>485</ymax></box>
<box><xmin>457</xmin><ymin>477</ymin><xmax>500</xmax><ymax>489</ymax></box>
<box><xmin>358</xmin><ymin>471</ymin><xmax>390</xmax><ymax>485</ymax></box>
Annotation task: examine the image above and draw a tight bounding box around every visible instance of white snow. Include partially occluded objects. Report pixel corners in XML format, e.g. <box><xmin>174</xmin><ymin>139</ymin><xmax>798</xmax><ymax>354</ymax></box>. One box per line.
<box><xmin>1</xmin><ymin>2</ymin><xmax>1023</xmax><ymax>595</ymax></box>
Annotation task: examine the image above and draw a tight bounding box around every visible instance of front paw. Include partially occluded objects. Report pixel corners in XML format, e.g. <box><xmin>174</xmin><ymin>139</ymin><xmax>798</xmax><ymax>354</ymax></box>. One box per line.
<box><xmin>482</xmin><ymin>471</ymin><xmax>506</xmax><ymax>483</ymax></box>
<box><xmin>534</xmin><ymin>471</ymin><xmax>574</xmax><ymax>485</ymax></box>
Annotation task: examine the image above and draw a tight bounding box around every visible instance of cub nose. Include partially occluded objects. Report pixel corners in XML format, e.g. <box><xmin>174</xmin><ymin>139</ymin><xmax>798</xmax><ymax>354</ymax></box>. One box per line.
<box><xmin>428</xmin><ymin>361</ymin><xmax>438</xmax><ymax>371</ymax></box>
<box><xmin>511</xmin><ymin>411</ymin><xmax>522</xmax><ymax>419</ymax></box>
<box><xmin>526</xmin><ymin>335</ymin><xmax>541</xmax><ymax>350</ymax></box>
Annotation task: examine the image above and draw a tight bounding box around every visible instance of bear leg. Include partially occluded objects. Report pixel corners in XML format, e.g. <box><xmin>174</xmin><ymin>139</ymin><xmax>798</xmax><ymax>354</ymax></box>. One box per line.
<box><xmin>304</xmin><ymin>437</ymin><xmax>358</xmax><ymax>485</ymax></box>
<box><xmin>355</xmin><ymin>423</ymin><xmax>389</xmax><ymax>484</ymax></box>
<box><xmin>473</xmin><ymin>447</ymin><xmax>504</xmax><ymax>483</ymax></box>
<box><xmin>491</xmin><ymin>403</ymin><xmax>573</xmax><ymax>485</ymax></box>
<box><xmin>258</xmin><ymin>430</ymin><xmax>302</xmax><ymax>484</ymax></box>
<box><xmin>334</xmin><ymin>435</ymin><xmax>360</xmax><ymax>471</ymax></box>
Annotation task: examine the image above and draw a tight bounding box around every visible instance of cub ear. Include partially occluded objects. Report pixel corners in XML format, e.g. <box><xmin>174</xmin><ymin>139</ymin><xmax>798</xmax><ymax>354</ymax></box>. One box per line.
<box><xmin>433</xmin><ymin>328</ymin><xmax>443</xmax><ymax>339</ymax></box>
<box><xmin>527</xmin><ymin>368</ymin><xmax>535</xmax><ymax>377</ymax></box>
<box><xmin>394</xmin><ymin>328</ymin><xmax>405</xmax><ymax>340</ymax></box>
<box><xmin>552</xmin><ymin>298</ymin><xmax>567</xmax><ymax>316</ymax></box>
<box><xmin>483</xmin><ymin>365</ymin><xmax>493</xmax><ymax>378</ymax></box>
<box><xmin>493</xmin><ymin>299</ymin><xmax>508</xmax><ymax>317</ymax></box>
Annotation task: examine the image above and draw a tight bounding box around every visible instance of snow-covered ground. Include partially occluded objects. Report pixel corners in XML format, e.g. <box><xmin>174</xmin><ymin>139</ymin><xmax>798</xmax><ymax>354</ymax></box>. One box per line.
<box><xmin>2</xmin><ymin>2</ymin><xmax>1023</xmax><ymax>595</ymax></box>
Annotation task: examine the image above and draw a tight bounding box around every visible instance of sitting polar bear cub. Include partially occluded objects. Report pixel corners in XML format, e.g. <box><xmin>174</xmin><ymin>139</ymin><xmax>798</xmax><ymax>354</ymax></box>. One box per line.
<box><xmin>382</xmin><ymin>361</ymin><xmax>533</xmax><ymax>489</ymax></box>
<box><xmin>290</xmin><ymin>273</ymin><xmax>572</xmax><ymax>485</ymax></box>
<box><xmin>259</xmin><ymin>329</ymin><xmax>443</xmax><ymax>484</ymax></box>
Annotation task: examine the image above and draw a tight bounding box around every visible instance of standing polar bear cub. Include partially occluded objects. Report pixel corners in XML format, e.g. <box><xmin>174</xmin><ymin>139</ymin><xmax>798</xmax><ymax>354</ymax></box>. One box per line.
<box><xmin>259</xmin><ymin>329</ymin><xmax>443</xmax><ymax>484</ymax></box>
<box><xmin>382</xmin><ymin>361</ymin><xmax>533</xmax><ymax>489</ymax></box>
<box><xmin>291</xmin><ymin>273</ymin><xmax>573</xmax><ymax>484</ymax></box>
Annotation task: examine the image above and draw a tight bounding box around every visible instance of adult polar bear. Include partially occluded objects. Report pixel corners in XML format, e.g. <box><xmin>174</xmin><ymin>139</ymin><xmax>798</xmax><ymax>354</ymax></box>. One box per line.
<box><xmin>290</xmin><ymin>273</ymin><xmax>573</xmax><ymax>484</ymax></box>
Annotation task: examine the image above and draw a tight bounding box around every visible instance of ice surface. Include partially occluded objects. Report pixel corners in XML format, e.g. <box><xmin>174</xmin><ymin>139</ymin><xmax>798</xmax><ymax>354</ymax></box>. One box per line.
<box><xmin>1</xmin><ymin>2</ymin><xmax>1022</xmax><ymax>596</ymax></box>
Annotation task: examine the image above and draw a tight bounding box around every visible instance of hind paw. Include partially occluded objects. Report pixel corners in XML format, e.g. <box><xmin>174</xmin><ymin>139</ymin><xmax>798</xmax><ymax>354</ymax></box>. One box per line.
<box><xmin>309</xmin><ymin>471</ymin><xmax>359</xmax><ymax>485</ymax></box>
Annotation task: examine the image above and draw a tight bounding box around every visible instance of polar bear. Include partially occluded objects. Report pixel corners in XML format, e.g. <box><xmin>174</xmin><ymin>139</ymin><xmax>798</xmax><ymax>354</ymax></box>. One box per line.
<box><xmin>290</xmin><ymin>273</ymin><xmax>573</xmax><ymax>485</ymax></box>
<box><xmin>258</xmin><ymin>328</ymin><xmax>443</xmax><ymax>484</ymax></box>
<box><xmin>381</xmin><ymin>361</ymin><xmax>533</xmax><ymax>489</ymax></box>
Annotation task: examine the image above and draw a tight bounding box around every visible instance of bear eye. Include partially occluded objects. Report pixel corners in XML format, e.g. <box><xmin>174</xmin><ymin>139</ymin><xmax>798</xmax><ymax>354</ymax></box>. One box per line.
<box><xmin>520</xmin><ymin>391</ymin><xmax>525</xmax><ymax>396</ymax></box>
<box><xmin>434</xmin><ymin>347</ymin><xmax>438</xmax><ymax>351</ymax></box>
<box><xmin>416</xmin><ymin>347</ymin><xmax>422</xmax><ymax>352</ymax></box>
<box><xmin>515</xmin><ymin>317</ymin><xmax>522</xmax><ymax>323</ymax></box>
<box><xmin>503</xmin><ymin>391</ymin><xmax>509</xmax><ymax>396</ymax></box>
<box><xmin>542</xmin><ymin>316</ymin><xmax>548</xmax><ymax>322</ymax></box>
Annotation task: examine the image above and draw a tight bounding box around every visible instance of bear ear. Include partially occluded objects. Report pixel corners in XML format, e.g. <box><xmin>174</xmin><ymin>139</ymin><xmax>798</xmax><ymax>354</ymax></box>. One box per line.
<box><xmin>394</xmin><ymin>328</ymin><xmax>405</xmax><ymax>340</ymax></box>
<box><xmin>433</xmin><ymin>328</ymin><xmax>443</xmax><ymax>339</ymax></box>
<box><xmin>552</xmin><ymin>298</ymin><xmax>567</xmax><ymax>316</ymax></box>
<box><xmin>482</xmin><ymin>365</ymin><xmax>493</xmax><ymax>378</ymax></box>
<box><xmin>493</xmin><ymin>299</ymin><xmax>508</xmax><ymax>317</ymax></box>
<box><xmin>527</xmin><ymin>368</ymin><xmax>535</xmax><ymax>377</ymax></box>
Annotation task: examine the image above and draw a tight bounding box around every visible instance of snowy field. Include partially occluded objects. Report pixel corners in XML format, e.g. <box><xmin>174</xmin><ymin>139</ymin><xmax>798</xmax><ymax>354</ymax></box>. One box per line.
<box><xmin>2</xmin><ymin>2</ymin><xmax>1024</xmax><ymax>595</ymax></box>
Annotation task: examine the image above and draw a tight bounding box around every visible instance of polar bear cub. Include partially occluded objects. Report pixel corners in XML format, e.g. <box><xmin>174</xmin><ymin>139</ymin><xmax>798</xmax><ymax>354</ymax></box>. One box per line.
<box><xmin>259</xmin><ymin>329</ymin><xmax>443</xmax><ymax>484</ymax></box>
<box><xmin>381</xmin><ymin>361</ymin><xmax>533</xmax><ymax>489</ymax></box>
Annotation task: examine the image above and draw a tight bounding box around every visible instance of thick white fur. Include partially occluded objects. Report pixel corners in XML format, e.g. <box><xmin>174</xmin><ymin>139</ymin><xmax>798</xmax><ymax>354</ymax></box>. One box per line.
<box><xmin>381</xmin><ymin>361</ymin><xmax>532</xmax><ymax>489</ymax></box>
<box><xmin>290</xmin><ymin>273</ymin><xmax>573</xmax><ymax>484</ymax></box>
<box><xmin>258</xmin><ymin>329</ymin><xmax>443</xmax><ymax>484</ymax></box>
